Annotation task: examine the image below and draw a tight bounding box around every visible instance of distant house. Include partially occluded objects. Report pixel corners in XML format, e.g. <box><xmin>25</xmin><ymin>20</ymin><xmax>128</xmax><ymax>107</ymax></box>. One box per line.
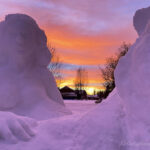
<box><xmin>60</xmin><ymin>86</ymin><xmax>77</xmax><ymax>99</ymax></box>
<box><xmin>60</xmin><ymin>86</ymin><xmax>96</xmax><ymax>100</ymax></box>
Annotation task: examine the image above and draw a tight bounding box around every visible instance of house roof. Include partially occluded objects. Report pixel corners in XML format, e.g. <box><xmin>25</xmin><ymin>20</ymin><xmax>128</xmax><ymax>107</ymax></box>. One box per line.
<box><xmin>60</xmin><ymin>86</ymin><xmax>75</xmax><ymax>93</ymax></box>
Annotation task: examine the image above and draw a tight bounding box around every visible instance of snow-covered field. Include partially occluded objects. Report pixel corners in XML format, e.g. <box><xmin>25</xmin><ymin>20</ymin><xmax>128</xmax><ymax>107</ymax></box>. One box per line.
<box><xmin>64</xmin><ymin>100</ymin><xmax>96</xmax><ymax>115</ymax></box>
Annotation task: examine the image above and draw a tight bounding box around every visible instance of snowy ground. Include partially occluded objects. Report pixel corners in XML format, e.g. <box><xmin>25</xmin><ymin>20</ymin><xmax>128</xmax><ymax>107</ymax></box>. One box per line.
<box><xmin>64</xmin><ymin>100</ymin><xmax>97</xmax><ymax>115</ymax></box>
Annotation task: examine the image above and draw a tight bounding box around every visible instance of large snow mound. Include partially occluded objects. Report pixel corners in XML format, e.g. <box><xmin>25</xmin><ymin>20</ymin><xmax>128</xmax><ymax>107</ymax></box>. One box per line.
<box><xmin>115</xmin><ymin>11</ymin><xmax>150</xmax><ymax>125</ymax></box>
<box><xmin>0</xmin><ymin>13</ymin><xmax>71</xmax><ymax>120</ymax></box>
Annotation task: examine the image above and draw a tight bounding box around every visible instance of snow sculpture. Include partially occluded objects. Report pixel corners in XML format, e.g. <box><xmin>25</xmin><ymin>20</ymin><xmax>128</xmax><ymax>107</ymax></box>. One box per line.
<box><xmin>115</xmin><ymin>6</ymin><xmax>150</xmax><ymax>149</ymax></box>
<box><xmin>0</xmin><ymin>112</ymin><xmax>37</xmax><ymax>144</ymax></box>
<box><xmin>0</xmin><ymin>14</ymin><xmax>70</xmax><ymax>144</ymax></box>
<box><xmin>133</xmin><ymin>6</ymin><xmax>150</xmax><ymax>36</ymax></box>
<box><xmin>115</xmin><ymin>6</ymin><xmax>150</xmax><ymax>122</ymax></box>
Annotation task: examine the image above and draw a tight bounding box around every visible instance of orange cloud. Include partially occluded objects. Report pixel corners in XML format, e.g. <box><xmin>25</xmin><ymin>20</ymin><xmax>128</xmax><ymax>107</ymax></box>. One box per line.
<box><xmin>44</xmin><ymin>24</ymin><xmax>137</xmax><ymax>65</ymax></box>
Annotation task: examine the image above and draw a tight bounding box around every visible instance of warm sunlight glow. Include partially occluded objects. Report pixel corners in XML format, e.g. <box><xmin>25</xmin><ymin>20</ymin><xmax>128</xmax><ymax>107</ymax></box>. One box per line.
<box><xmin>87</xmin><ymin>88</ymin><xmax>95</xmax><ymax>95</ymax></box>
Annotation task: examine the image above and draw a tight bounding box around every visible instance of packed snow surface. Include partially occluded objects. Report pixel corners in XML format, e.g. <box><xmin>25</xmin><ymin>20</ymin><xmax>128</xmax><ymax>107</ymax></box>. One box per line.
<box><xmin>65</xmin><ymin>100</ymin><xmax>96</xmax><ymax>115</ymax></box>
<box><xmin>1</xmin><ymin>6</ymin><xmax>150</xmax><ymax>150</ymax></box>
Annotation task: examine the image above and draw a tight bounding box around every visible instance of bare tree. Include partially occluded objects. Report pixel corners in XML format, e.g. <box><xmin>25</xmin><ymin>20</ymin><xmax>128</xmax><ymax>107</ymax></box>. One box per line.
<box><xmin>74</xmin><ymin>67</ymin><xmax>88</xmax><ymax>99</ymax></box>
<box><xmin>47</xmin><ymin>44</ymin><xmax>63</xmax><ymax>87</ymax></box>
<box><xmin>74</xmin><ymin>67</ymin><xmax>88</xmax><ymax>90</ymax></box>
<box><xmin>99</xmin><ymin>42</ymin><xmax>130</xmax><ymax>99</ymax></box>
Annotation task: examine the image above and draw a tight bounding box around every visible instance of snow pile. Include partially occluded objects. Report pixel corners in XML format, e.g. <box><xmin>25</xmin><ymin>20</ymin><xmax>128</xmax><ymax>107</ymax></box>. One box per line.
<box><xmin>0</xmin><ymin>13</ymin><xmax>70</xmax><ymax>120</ymax></box>
<box><xmin>70</xmin><ymin>89</ymin><xmax>128</xmax><ymax>150</ymax></box>
<box><xmin>5</xmin><ymin>90</ymin><xmax>127</xmax><ymax>150</ymax></box>
<box><xmin>115</xmin><ymin>6</ymin><xmax>150</xmax><ymax>149</ymax></box>
<box><xmin>0</xmin><ymin>13</ymin><xmax>71</xmax><ymax>145</ymax></box>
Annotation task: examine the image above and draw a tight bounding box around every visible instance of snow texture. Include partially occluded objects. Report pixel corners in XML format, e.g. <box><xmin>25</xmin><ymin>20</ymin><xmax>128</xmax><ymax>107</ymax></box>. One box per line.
<box><xmin>115</xmin><ymin>6</ymin><xmax>150</xmax><ymax>149</ymax></box>
<box><xmin>0</xmin><ymin>13</ymin><xmax>70</xmax><ymax>145</ymax></box>
<box><xmin>1</xmin><ymin>6</ymin><xmax>150</xmax><ymax>149</ymax></box>
<box><xmin>133</xmin><ymin>6</ymin><xmax>150</xmax><ymax>36</ymax></box>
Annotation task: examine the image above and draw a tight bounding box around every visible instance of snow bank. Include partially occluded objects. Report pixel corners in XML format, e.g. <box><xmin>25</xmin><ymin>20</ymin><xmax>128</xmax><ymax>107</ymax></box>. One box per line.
<box><xmin>115</xmin><ymin>6</ymin><xmax>150</xmax><ymax>149</ymax></box>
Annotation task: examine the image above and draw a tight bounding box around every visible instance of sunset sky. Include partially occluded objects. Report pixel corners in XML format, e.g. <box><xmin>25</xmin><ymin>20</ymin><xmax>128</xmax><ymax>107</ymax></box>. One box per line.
<box><xmin>1</xmin><ymin>0</ymin><xmax>150</xmax><ymax>94</ymax></box>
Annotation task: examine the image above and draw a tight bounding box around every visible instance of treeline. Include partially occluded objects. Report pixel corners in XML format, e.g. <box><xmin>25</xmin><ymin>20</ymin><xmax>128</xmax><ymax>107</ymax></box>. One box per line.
<box><xmin>96</xmin><ymin>42</ymin><xmax>130</xmax><ymax>103</ymax></box>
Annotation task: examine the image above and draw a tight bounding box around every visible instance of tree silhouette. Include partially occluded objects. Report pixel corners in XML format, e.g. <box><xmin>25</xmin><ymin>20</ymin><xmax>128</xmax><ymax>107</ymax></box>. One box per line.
<box><xmin>74</xmin><ymin>67</ymin><xmax>88</xmax><ymax>99</ymax></box>
<box><xmin>99</xmin><ymin>42</ymin><xmax>130</xmax><ymax>99</ymax></box>
<box><xmin>48</xmin><ymin>44</ymin><xmax>63</xmax><ymax>87</ymax></box>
